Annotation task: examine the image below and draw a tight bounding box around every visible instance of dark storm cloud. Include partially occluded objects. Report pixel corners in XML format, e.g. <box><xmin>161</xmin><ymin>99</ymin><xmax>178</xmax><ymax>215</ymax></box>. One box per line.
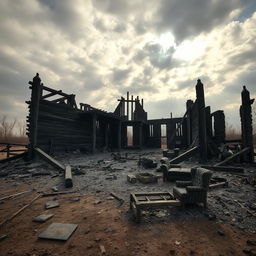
<box><xmin>174</xmin><ymin>76</ymin><xmax>213</xmax><ymax>91</ymax></box>
<box><xmin>92</xmin><ymin>0</ymin><xmax>131</xmax><ymax>16</ymax></box>
<box><xmin>121</xmin><ymin>76</ymin><xmax>158</xmax><ymax>95</ymax></box>
<box><xmin>154</xmin><ymin>0</ymin><xmax>241</xmax><ymax>41</ymax></box>
<box><xmin>143</xmin><ymin>43</ymin><xmax>175</xmax><ymax>69</ymax></box>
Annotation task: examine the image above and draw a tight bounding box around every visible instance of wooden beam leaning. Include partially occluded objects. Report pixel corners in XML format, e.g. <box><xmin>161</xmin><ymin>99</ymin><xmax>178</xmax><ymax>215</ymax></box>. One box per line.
<box><xmin>214</xmin><ymin>147</ymin><xmax>250</xmax><ymax>166</ymax></box>
<box><xmin>169</xmin><ymin>146</ymin><xmax>198</xmax><ymax>164</ymax></box>
<box><xmin>35</xmin><ymin>148</ymin><xmax>73</xmax><ymax>188</ymax></box>
<box><xmin>35</xmin><ymin>147</ymin><xmax>65</xmax><ymax>170</ymax></box>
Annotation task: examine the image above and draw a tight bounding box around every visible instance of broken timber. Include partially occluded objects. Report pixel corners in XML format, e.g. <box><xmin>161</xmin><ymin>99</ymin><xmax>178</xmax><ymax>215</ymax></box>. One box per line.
<box><xmin>35</xmin><ymin>147</ymin><xmax>73</xmax><ymax>188</ymax></box>
<box><xmin>214</xmin><ymin>147</ymin><xmax>250</xmax><ymax>166</ymax></box>
<box><xmin>0</xmin><ymin>194</ymin><xmax>41</xmax><ymax>227</ymax></box>
<box><xmin>35</xmin><ymin>147</ymin><xmax>65</xmax><ymax>169</ymax></box>
<box><xmin>0</xmin><ymin>189</ymin><xmax>33</xmax><ymax>202</ymax></box>
<box><xmin>169</xmin><ymin>146</ymin><xmax>198</xmax><ymax>164</ymax></box>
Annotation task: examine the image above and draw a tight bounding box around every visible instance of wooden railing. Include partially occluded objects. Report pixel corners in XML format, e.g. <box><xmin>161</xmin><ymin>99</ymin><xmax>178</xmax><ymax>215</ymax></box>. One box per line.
<box><xmin>0</xmin><ymin>142</ymin><xmax>27</xmax><ymax>159</ymax></box>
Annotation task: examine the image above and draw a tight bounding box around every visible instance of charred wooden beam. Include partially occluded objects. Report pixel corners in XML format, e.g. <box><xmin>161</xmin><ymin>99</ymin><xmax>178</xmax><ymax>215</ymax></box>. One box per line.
<box><xmin>42</xmin><ymin>90</ymin><xmax>63</xmax><ymax>99</ymax></box>
<box><xmin>196</xmin><ymin>79</ymin><xmax>207</xmax><ymax>161</ymax></box>
<box><xmin>169</xmin><ymin>146</ymin><xmax>198</xmax><ymax>164</ymax></box>
<box><xmin>214</xmin><ymin>147</ymin><xmax>250</xmax><ymax>166</ymax></box>
<box><xmin>35</xmin><ymin>147</ymin><xmax>65</xmax><ymax>170</ymax></box>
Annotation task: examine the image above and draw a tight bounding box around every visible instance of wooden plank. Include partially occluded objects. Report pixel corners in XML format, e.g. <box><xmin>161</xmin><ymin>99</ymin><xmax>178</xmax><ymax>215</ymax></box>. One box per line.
<box><xmin>42</xmin><ymin>85</ymin><xmax>70</xmax><ymax>97</ymax></box>
<box><xmin>169</xmin><ymin>146</ymin><xmax>198</xmax><ymax>164</ymax></box>
<box><xmin>209</xmin><ymin>182</ymin><xmax>227</xmax><ymax>189</ymax></box>
<box><xmin>65</xmin><ymin>165</ymin><xmax>73</xmax><ymax>188</ymax></box>
<box><xmin>35</xmin><ymin>147</ymin><xmax>65</xmax><ymax>170</ymax></box>
<box><xmin>42</xmin><ymin>90</ymin><xmax>63</xmax><ymax>99</ymax></box>
<box><xmin>0</xmin><ymin>190</ymin><xmax>33</xmax><ymax>201</ymax></box>
<box><xmin>0</xmin><ymin>194</ymin><xmax>41</xmax><ymax>227</ymax></box>
<box><xmin>137</xmin><ymin>200</ymin><xmax>181</xmax><ymax>207</ymax></box>
<box><xmin>214</xmin><ymin>147</ymin><xmax>250</xmax><ymax>166</ymax></box>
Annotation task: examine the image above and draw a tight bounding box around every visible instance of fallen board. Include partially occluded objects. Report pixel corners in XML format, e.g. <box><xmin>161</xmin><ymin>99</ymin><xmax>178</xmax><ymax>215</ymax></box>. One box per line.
<box><xmin>38</xmin><ymin>223</ymin><xmax>78</xmax><ymax>241</ymax></box>
<box><xmin>33</xmin><ymin>214</ymin><xmax>54</xmax><ymax>223</ymax></box>
<box><xmin>35</xmin><ymin>147</ymin><xmax>65</xmax><ymax>170</ymax></box>
<box><xmin>45</xmin><ymin>200</ymin><xmax>59</xmax><ymax>209</ymax></box>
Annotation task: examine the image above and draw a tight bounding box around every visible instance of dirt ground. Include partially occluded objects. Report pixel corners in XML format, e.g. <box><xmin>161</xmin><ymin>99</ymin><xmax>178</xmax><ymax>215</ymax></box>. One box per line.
<box><xmin>0</xmin><ymin>149</ymin><xmax>255</xmax><ymax>256</ymax></box>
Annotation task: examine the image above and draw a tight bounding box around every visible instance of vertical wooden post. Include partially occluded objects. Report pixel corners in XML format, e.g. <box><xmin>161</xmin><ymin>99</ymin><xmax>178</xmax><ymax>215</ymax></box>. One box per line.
<box><xmin>92</xmin><ymin>113</ymin><xmax>97</xmax><ymax>153</ymax></box>
<box><xmin>6</xmin><ymin>144</ymin><xmax>10</xmax><ymax>158</ymax></box>
<box><xmin>139</xmin><ymin>123</ymin><xmax>143</xmax><ymax>148</ymax></box>
<box><xmin>240</xmin><ymin>86</ymin><xmax>254</xmax><ymax>162</ymax></box>
<box><xmin>117</xmin><ymin>120</ymin><xmax>121</xmax><ymax>151</ymax></box>
<box><xmin>104</xmin><ymin>123</ymin><xmax>109</xmax><ymax>150</ymax></box>
<box><xmin>205</xmin><ymin>106</ymin><xmax>212</xmax><ymax>138</ymax></box>
<box><xmin>28</xmin><ymin>73</ymin><xmax>42</xmax><ymax>159</ymax></box>
<box><xmin>196</xmin><ymin>79</ymin><xmax>207</xmax><ymax>162</ymax></box>
<box><xmin>186</xmin><ymin>100</ymin><xmax>193</xmax><ymax>147</ymax></box>
<box><xmin>127</xmin><ymin>92</ymin><xmax>129</xmax><ymax>120</ymax></box>
<box><xmin>131</xmin><ymin>95</ymin><xmax>134</xmax><ymax>120</ymax></box>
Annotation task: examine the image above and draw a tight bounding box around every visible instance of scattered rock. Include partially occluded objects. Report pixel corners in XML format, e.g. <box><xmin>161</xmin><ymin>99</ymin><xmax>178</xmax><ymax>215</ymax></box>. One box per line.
<box><xmin>45</xmin><ymin>200</ymin><xmax>59</xmax><ymax>209</ymax></box>
<box><xmin>99</xmin><ymin>245</ymin><xmax>106</xmax><ymax>255</ymax></box>
<box><xmin>247</xmin><ymin>240</ymin><xmax>256</xmax><ymax>246</ymax></box>
<box><xmin>243</xmin><ymin>247</ymin><xmax>253</xmax><ymax>254</ymax></box>
<box><xmin>52</xmin><ymin>186</ymin><xmax>58</xmax><ymax>192</ymax></box>
<box><xmin>217</xmin><ymin>230</ymin><xmax>225</xmax><ymax>236</ymax></box>
<box><xmin>94</xmin><ymin>200</ymin><xmax>101</xmax><ymax>205</ymax></box>
<box><xmin>0</xmin><ymin>234</ymin><xmax>8</xmax><ymax>241</ymax></box>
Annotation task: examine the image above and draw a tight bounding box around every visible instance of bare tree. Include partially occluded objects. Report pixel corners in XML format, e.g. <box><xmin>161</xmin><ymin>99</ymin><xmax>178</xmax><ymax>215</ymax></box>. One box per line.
<box><xmin>17</xmin><ymin>120</ymin><xmax>26</xmax><ymax>137</ymax></box>
<box><xmin>0</xmin><ymin>116</ymin><xmax>17</xmax><ymax>141</ymax></box>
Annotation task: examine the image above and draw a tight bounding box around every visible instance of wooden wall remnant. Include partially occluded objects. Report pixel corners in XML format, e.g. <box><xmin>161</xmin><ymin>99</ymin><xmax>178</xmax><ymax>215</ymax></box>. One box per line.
<box><xmin>211</xmin><ymin>110</ymin><xmax>225</xmax><ymax>146</ymax></box>
<box><xmin>27</xmin><ymin>74</ymin><xmax>121</xmax><ymax>155</ymax></box>
<box><xmin>195</xmin><ymin>79</ymin><xmax>208</xmax><ymax>161</ymax></box>
<box><xmin>240</xmin><ymin>86</ymin><xmax>254</xmax><ymax>162</ymax></box>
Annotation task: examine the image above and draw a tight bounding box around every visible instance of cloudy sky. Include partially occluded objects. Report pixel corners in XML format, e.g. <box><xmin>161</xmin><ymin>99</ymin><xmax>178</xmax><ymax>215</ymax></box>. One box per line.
<box><xmin>0</xmin><ymin>0</ymin><xmax>255</xmax><ymax>131</ymax></box>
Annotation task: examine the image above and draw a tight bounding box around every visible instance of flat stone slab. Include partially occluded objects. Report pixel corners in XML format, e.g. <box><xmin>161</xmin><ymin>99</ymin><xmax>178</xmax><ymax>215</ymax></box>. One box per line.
<box><xmin>33</xmin><ymin>214</ymin><xmax>54</xmax><ymax>223</ymax></box>
<box><xmin>38</xmin><ymin>223</ymin><xmax>78</xmax><ymax>241</ymax></box>
<box><xmin>45</xmin><ymin>200</ymin><xmax>59</xmax><ymax>209</ymax></box>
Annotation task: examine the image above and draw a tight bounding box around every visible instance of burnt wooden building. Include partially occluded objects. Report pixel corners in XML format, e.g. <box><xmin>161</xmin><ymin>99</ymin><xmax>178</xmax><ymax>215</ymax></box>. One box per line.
<box><xmin>26</xmin><ymin>74</ymin><xmax>254</xmax><ymax>163</ymax></box>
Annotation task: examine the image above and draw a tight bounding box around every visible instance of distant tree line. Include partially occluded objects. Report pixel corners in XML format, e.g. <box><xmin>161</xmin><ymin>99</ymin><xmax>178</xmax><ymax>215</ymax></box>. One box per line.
<box><xmin>0</xmin><ymin>116</ymin><xmax>28</xmax><ymax>144</ymax></box>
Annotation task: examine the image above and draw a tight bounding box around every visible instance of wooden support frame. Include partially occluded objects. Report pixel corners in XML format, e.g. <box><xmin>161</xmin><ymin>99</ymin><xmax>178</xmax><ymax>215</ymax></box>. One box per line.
<box><xmin>214</xmin><ymin>147</ymin><xmax>250</xmax><ymax>166</ymax></box>
<box><xmin>169</xmin><ymin>146</ymin><xmax>198</xmax><ymax>164</ymax></box>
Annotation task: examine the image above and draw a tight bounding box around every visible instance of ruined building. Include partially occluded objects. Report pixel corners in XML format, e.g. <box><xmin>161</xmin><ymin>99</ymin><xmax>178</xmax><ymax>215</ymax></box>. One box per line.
<box><xmin>26</xmin><ymin>73</ymin><xmax>254</xmax><ymax>163</ymax></box>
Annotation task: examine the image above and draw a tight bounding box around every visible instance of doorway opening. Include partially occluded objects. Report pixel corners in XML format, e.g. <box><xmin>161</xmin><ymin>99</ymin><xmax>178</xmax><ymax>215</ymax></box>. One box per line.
<box><xmin>161</xmin><ymin>124</ymin><xmax>167</xmax><ymax>149</ymax></box>
<box><xmin>127</xmin><ymin>126</ymin><xmax>133</xmax><ymax>146</ymax></box>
